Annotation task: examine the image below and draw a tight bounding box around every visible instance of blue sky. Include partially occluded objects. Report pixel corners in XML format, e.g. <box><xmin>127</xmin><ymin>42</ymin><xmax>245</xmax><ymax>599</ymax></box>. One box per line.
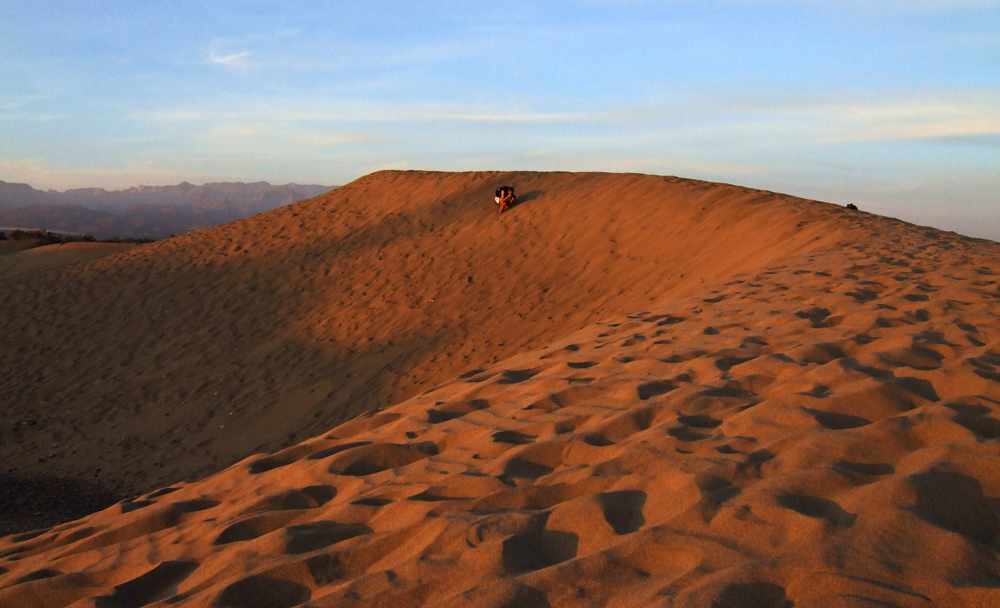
<box><xmin>2</xmin><ymin>1</ymin><xmax>998</xmax><ymax>238</ymax></box>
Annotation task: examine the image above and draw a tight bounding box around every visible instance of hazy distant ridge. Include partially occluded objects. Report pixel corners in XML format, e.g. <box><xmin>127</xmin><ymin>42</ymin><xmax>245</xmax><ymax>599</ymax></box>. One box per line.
<box><xmin>0</xmin><ymin>181</ymin><xmax>335</xmax><ymax>238</ymax></box>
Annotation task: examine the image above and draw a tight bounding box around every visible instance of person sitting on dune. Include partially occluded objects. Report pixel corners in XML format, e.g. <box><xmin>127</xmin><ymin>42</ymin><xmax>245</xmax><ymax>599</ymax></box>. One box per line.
<box><xmin>495</xmin><ymin>186</ymin><xmax>516</xmax><ymax>214</ymax></box>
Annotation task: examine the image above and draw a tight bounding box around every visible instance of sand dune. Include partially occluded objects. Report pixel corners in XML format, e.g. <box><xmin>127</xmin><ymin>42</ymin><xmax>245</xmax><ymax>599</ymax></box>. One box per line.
<box><xmin>2</xmin><ymin>171</ymin><xmax>1000</xmax><ymax>606</ymax></box>
<box><xmin>1</xmin><ymin>171</ymin><xmax>868</xmax><ymax>517</ymax></box>
<box><xmin>0</xmin><ymin>242</ymin><xmax>133</xmax><ymax>279</ymax></box>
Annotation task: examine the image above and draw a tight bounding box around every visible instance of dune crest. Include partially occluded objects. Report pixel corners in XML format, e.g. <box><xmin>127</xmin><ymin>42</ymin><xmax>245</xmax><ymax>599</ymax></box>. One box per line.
<box><xmin>3</xmin><ymin>171</ymin><xmax>1000</xmax><ymax>606</ymax></box>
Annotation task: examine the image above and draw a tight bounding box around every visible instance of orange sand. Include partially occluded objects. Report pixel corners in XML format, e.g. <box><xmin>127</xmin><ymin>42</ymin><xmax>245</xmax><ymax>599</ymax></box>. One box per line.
<box><xmin>2</xmin><ymin>171</ymin><xmax>1000</xmax><ymax>607</ymax></box>
<box><xmin>1</xmin><ymin>171</ymin><xmax>863</xmax><ymax>495</ymax></box>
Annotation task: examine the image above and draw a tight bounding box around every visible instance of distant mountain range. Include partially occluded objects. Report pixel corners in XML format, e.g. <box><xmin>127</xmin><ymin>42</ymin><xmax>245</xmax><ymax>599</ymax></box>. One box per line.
<box><xmin>0</xmin><ymin>181</ymin><xmax>336</xmax><ymax>239</ymax></box>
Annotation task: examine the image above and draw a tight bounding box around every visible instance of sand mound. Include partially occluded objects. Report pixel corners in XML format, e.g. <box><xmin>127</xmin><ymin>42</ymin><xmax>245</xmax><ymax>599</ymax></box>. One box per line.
<box><xmin>0</xmin><ymin>242</ymin><xmax>133</xmax><ymax>279</ymax></box>
<box><xmin>2</xmin><ymin>203</ymin><xmax>999</xmax><ymax>606</ymax></box>
<box><xmin>1</xmin><ymin>171</ymin><xmax>878</xmax><ymax>516</ymax></box>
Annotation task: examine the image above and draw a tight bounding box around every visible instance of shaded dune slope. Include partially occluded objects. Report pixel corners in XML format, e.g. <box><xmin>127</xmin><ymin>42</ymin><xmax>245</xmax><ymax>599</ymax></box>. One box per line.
<box><xmin>2</xmin><ymin>195</ymin><xmax>1000</xmax><ymax>606</ymax></box>
<box><xmin>0</xmin><ymin>242</ymin><xmax>134</xmax><ymax>280</ymax></box>
<box><xmin>3</xmin><ymin>171</ymin><xmax>869</xmax><ymax>505</ymax></box>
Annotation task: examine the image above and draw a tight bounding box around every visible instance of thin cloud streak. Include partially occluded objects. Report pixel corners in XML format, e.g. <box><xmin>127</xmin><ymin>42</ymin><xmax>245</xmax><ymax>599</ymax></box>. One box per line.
<box><xmin>209</xmin><ymin>51</ymin><xmax>251</xmax><ymax>66</ymax></box>
<box><xmin>131</xmin><ymin>102</ymin><xmax>588</xmax><ymax>126</ymax></box>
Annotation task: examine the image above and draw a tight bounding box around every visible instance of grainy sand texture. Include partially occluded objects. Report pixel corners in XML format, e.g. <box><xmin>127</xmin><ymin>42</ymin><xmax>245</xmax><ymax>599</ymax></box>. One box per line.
<box><xmin>2</xmin><ymin>171</ymin><xmax>999</xmax><ymax>607</ymax></box>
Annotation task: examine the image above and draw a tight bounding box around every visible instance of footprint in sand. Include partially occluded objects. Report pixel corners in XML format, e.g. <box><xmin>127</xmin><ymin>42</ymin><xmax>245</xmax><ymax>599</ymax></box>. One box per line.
<box><xmin>251</xmin><ymin>485</ymin><xmax>337</xmax><ymax>511</ymax></box>
<box><xmin>501</xmin><ymin>522</ymin><xmax>578</xmax><ymax>573</ymax></box>
<box><xmin>215</xmin><ymin>576</ymin><xmax>311</xmax><ymax>608</ymax></box>
<box><xmin>715</xmin><ymin>355</ymin><xmax>757</xmax><ymax>371</ymax></box>
<box><xmin>120</xmin><ymin>500</ymin><xmax>154</xmax><ymax>514</ymax></box>
<box><xmin>525</xmin><ymin>385</ymin><xmax>602</xmax><ymax>412</ymax></box>
<box><xmin>284</xmin><ymin>521</ymin><xmax>372</xmax><ymax>554</ymax></box>
<box><xmin>668</xmin><ymin>426</ymin><xmax>711</xmax><ymax>442</ymax></box>
<box><xmin>660</xmin><ymin>349</ymin><xmax>708</xmax><ymax>363</ymax></box>
<box><xmin>969</xmin><ymin>354</ymin><xmax>1000</xmax><ymax>382</ymax></box>
<box><xmin>650</xmin><ymin>314</ymin><xmax>686</xmax><ymax>326</ymax></box>
<box><xmin>636</xmin><ymin>380</ymin><xmax>677</xmax><ymax>400</ymax></box>
<box><xmin>327</xmin><ymin>443</ymin><xmax>431</xmax><ymax>476</ymax></box>
<box><xmin>214</xmin><ymin>511</ymin><xmax>303</xmax><ymax>545</ymax></box>
<box><xmin>803</xmin><ymin>407</ymin><xmax>871</xmax><ymax>430</ymax></box>
<box><xmin>594</xmin><ymin>407</ymin><xmax>657</xmax><ymax>444</ymax></box>
<box><xmin>12</xmin><ymin>569</ymin><xmax>61</xmax><ymax>585</ymax></box>
<box><xmin>737</xmin><ymin>450</ymin><xmax>775</xmax><ymax>477</ymax></box>
<box><xmin>248</xmin><ymin>443</ymin><xmax>323</xmax><ymax>474</ymax></box>
<box><xmin>582</xmin><ymin>433</ymin><xmax>615</xmax><ymax>447</ymax></box>
<box><xmin>875</xmin><ymin>345</ymin><xmax>944</xmax><ymax>370</ymax></box>
<box><xmin>700</xmin><ymin>383</ymin><xmax>756</xmax><ymax>400</ymax></box>
<box><xmin>846</xmin><ymin>287</ymin><xmax>880</xmax><ymax>303</ymax></box>
<box><xmin>697</xmin><ymin>476</ymin><xmax>741</xmax><ymax>517</ymax></box>
<box><xmin>427</xmin><ymin>399</ymin><xmax>490</xmax><ymax>423</ymax></box>
<box><xmin>492</xmin><ymin>430</ymin><xmax>537</xmax><ymax>445</ymax></box>
<box><xmin>537</xmin><ymin>344</ymin><xmax>581</xmax><ymax>360</ymax></box>
<box><xmin>833</xmin><ymin>461</ymin><xmax>894</xmax><ymax>478</ymax></box>
<box><xmin>909</xmin><ymin>468</ymin><xmax>998</xmax><ymax>545</ymax></box>
<box><xmin>306</xmin><ymin>441</ymin><xmax>373</xmax><ymax>460</ymax></box>
<box><xmin>711</xmin><ymin>582</ymin><xmax>792</xmax><ymax>608</ymax></box>
<box><xmin>801</xmin><ymin>384</ymin><xmax>830</xmax><ymax>398</ymax></box>
<box><xmin>795</xmin><ymin>306</ymin><xmax>834</xmax><ymax>328</ymax></box>
<box><xmin>497</xmin><ymin>368</ymin><xmax>541</xmax><ymax>384</ymax></box>
<box><xmin>946</xmin><ymin>402</ymin><xmax>1000</xmax><ymax>439</ymax></box>
<box><xmin>501</xmin><ymin>457</ymin><xmax>555</xmax><ymax>484</ymax></box>
<box><xmin>93</xmin><ymin>561</ymin><xmax>198</xmax><ymax>608</ymax></box>
<box><xmin>350</xmin><ymin>496</ymin><xmax>393</xmax><ymax>507</ymax></box>
<box><xmin>776</xmin><ymin>493</ymin><xmax>856</xmax><ymax>527</ymax></box>
<box><xmin>596</xmin><ymin>490</ymin><xmax>647</xmax><ymax>534</ymax></box>
<box><xmin>678</xmin><ymin>414</ymin><xmax>723</xmax><ymax>429</ymax></box>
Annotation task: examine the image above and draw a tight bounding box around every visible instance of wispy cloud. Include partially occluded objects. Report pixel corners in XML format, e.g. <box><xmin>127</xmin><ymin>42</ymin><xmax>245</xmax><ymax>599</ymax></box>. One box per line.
<box><xmin>723</xmin><ymin>91</ymin><xmax>1000</xmax><ymax>143</ymax></box>
<box><xmin>124</xmin><ymin>87</ymin><xmax>1000</xmax><ymax>157</ymax></box>
<box><xmin>813</xmin><ymin>102</ymin><xmax>1000</xmax><ymax>142</ymax></box>
<box><xmin>206</xmin><ymin>34</ymin><xmax>259</xmax><ymax>68</ymax></box>
<box><xmin>568</xmin><ymin>88</ymin><xmax>1000</xmax><ymax>146</ymax></box>
<box><xmin>209</xmin><ymin>50</ymin><xmax>251</xmax><ymax>66</ymax></box>
<box><xmin>131</xmin><ymin>100</ymin><xmax>586</xmax><ymax>126</ymax></box>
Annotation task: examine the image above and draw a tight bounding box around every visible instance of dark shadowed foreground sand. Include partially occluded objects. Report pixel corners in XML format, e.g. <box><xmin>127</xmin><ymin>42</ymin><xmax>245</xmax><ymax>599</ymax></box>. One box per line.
<box><xmin>2</xmin><ymin>171</ymin><xmax>1000</xmax><ymax>607</ymax></box>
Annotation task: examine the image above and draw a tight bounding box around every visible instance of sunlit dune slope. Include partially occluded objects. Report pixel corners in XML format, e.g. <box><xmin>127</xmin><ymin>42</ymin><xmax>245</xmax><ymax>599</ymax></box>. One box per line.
<box><xmin>2</xmin><ymin>200</ymin><xmax>999</xmax><ymax>607</ymax></box>
<box><xmin>1</xmin><ymin>171</ymin><xmax>912</xmax><ymax>511</ymax></box>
